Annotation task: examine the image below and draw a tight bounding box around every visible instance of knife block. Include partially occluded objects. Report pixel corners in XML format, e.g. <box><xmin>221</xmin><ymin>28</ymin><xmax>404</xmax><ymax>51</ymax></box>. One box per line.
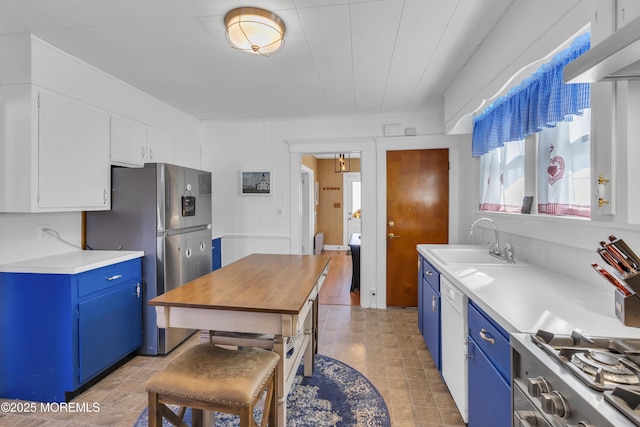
<box><xmin>615</xmin><ymin>273</ymin><xmax>640</xmax><ymax>327</ymax></box>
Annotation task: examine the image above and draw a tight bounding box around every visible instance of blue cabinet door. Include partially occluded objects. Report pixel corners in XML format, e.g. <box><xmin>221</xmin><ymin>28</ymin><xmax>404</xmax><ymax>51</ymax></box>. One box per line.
<box><xmin>78</xmin><ymin>280</ymin><xmax>142</xmax><ymax>383</ymax></box>
<box><xmin>418</xmin><ymin>257</ymin><xmax>424</xmax><ymax>335</ymax></box>
<box><xmin>467</xmin><ymin>338</ymin><xmax>511</xmax><ymax>427</ymax></box>
<box><xmin>422</xmin><ymin>280</ymin><xmax>441</xmax><ymax>371</ymax></box>
<box><xmin>212</xmin><ymin>238</ymin><xmax>222</xmax><ymax>271</ymax></box>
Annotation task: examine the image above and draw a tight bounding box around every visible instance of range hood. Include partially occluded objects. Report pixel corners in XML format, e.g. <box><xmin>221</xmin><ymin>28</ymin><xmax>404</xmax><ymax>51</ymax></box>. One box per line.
<box><xmin>565</xmin><ymin>15</ymin><xmax>640</xmax><ymax>83</ymax></box>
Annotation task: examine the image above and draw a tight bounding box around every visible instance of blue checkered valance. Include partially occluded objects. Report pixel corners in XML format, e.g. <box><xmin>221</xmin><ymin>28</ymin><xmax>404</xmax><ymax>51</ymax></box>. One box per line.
<box><xmin>472</xmin><ymin>33</ymin><xmax>591</xmax><ymax>157</ymax></box>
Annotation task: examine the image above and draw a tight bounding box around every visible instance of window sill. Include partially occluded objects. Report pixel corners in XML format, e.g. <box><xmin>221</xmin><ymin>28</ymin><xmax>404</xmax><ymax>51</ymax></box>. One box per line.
<box><xmin>471</xmin><ymin>210</ymin><xmax>640</xmax><ymax>251</ymax></box>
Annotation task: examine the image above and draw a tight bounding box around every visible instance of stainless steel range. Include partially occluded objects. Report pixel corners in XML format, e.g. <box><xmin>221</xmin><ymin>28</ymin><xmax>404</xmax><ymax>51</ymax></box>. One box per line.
<box><xmin>511</xmin><ymin>330</ymin><xmax>640</xmax><ymax>427</ymax></box>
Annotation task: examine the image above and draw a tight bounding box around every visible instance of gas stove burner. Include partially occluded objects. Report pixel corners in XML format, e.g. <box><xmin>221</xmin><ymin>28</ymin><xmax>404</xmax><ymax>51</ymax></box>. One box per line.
<box><xmin>571</xmin><ymin>351</ymin><xmax>640</xmax><ymax>385</ymax></box>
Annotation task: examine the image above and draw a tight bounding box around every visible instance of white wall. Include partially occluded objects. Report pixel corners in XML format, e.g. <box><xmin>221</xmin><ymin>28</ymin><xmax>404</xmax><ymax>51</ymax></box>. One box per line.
<box><xmin>445</xmin><ymin>0</ymin><xmax>640</xmax><ymax>292</ymax></box>
<box><xmin>444</xmin><ymin>0</ymin><xmax>593</xmax><ymax>134</ymax></box>
<box><xmin>0</xmin><ymin>35</ymin><xmax>202</xmax><ymax>264</ymax></box>
<box><xmin>201</xmin><ymin>112</ymin><xmax>473</xmax><ymax>308</ymax></box>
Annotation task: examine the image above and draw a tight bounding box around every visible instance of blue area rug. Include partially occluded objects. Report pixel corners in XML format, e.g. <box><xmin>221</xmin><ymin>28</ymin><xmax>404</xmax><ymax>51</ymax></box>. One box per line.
<box><xmin>134</xmin><ymin>354</ymin><xmax>390</xmax><ymax>426</ymax></box>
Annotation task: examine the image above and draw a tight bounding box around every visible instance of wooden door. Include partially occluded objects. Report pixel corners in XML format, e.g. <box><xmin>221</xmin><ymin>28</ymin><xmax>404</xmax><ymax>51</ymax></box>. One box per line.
<box><xmin>386</xmin><ymin>149</ymin><xmax>449</xmax><ymax>306</ymax></box>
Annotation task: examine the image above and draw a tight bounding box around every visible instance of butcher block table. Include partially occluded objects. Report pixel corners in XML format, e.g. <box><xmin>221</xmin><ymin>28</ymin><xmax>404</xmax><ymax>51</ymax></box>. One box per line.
<box><xmin>149</xmin><ymin>253</ymin><xmax>331</xmax><ymax>427</ymax></box>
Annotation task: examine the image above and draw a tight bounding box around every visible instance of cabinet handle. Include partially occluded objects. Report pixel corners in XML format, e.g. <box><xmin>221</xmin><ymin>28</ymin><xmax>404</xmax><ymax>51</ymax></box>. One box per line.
<box><xmin>425</xmin><ymin>270</ymin><xmax>433</xmax><ymax>276</ymax></box>
<box><xmin>149</xmin><ymin>148</ymin><xmax>154</xmax><ymax>160</ymax></box>
<box><xmin>431</xmin><ymin>295</ymin><xmax>437</xmax><ymax>312</ymax></box>
<box><xmin>479</xmin><ymin>328</ymin><xmax>495</xmax><ymax>345</ymax></box>
<box><xmin>103</xmin><ymin>189</ymin><xmax>108</xmax><ymax>204</ymax></box>
<box><xmin>136</xmin><ymin>283</ymin><xmax>141</xmax><ymax>298</ymax></box>
<box><xmin>107</xmin><ymin>274</ymin><xmax>122</xmax><ymax>281</ymax></box>
<box><xmin>465</xmin><ymin>339</ymin><xmax>474</xmax><ymax>359</ymax></box>
<box><xmin>141</xmin><ymin>146</ymin><xmax>146</xmax><ymax>159</ymax></box>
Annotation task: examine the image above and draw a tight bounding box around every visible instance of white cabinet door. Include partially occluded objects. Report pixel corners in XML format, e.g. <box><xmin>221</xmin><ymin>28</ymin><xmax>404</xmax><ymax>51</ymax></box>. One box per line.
<box><xmin>174</xmin><ymin>137</ymin><xmax>200</xmax><ymax>169</ymax></box>
<box><xmin>618</xmin><ymin>0</ymin><xmax>640</xmax><ymax>29</ymax></box>
<box><xmin>440</xmin><ymin>276</ymin><xmax>468</xmax><ymax>422</ymax></box>
<box><xmin>38</xmin><ymin>92</ymin><xmax>110</xmax><ymax>210</ymax></box>
<box><xmin>146</xmin><ymin>129</ymin><xmax>174</xmax><ymax>164</ymax></box>
<box><xmin>110</xmin><ymin>116</ymin><xmax>147</xmax><ymax>167</ymax></box>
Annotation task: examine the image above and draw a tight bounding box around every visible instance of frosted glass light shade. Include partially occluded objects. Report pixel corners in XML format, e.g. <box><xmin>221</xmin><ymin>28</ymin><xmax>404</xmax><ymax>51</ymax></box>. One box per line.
<box><xmin>224</xmin><ymin>7</ymin><xmax>286</xmax><ymax>56</ymax></box>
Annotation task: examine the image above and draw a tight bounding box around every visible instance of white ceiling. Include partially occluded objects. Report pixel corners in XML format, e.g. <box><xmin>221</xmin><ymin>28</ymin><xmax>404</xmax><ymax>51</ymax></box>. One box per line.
<box><xmin>1</xmin><ymin>0</ymin><xmax>514</xmax><ymax>121</ymax></box>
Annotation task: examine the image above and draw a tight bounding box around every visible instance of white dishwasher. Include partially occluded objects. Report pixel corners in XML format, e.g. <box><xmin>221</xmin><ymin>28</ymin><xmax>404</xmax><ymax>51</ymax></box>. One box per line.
<box><xmin>440</xmin><ymin>276</ymin><xmax>468</xmax><ymax>422</ymax></box>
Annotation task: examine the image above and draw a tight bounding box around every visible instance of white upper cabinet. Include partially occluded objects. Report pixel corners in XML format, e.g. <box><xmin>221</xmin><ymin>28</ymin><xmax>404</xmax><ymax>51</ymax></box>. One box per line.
<box><xmin>110</xmin><ymin>118</ymin><xmax>178</xmax><ymax>166</ymax></box>
<box><xmin>0</xmin><ymin>85</ymin><xmax>110</xmax><ymax>212</ymax></box>
<box><xmin>146</xmin><ymin>129</ymin><xmax>175</xmax><ymax>164</ymax></box>
<box><xmin>110</xmin><ymin>116</ymin><xmax>147</xmax><ymax>167</ymax></box>
<box><xmin>617</xmin><ymin>0</ymin><xmax>640</xmax><ymax>29</ymax></box>
<box><xmin>38</xmin><ymin>92</ymin><xmax>110</xmax><ymax>210</ymax></box>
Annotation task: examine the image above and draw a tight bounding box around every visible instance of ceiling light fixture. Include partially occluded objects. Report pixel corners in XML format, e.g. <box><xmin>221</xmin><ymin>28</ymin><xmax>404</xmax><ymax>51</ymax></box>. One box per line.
<box><xmin>335</xmin><ymin>154</ymin><xmax>350</xmax><ymax>173</ymax></box>
<box><xmin>224</xmin><ymin>7</ymin><xmax>286</xmax><ymax>56</ymax></box>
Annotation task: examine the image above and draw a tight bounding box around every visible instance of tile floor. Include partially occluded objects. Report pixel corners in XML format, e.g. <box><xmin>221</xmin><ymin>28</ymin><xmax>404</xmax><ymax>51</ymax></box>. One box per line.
<box><xmin>0</xmin><ymin>305</ymin><xmax>465</xmax><ymax>427</ymax></box>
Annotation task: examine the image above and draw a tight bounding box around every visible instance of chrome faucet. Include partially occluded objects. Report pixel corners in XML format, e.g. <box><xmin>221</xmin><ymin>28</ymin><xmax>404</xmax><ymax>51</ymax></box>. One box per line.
<box><xmin>470</xmin><ymin>217</ymin><xmax>515</xmax><ymax>263</ymax></box>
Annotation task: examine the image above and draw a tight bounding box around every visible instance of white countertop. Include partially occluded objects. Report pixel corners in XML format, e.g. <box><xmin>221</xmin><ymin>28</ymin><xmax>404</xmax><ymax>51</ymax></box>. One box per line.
<box><xmin>418</xmin><ymin>244</ymin><xmax>640</xmax><ymax>339</ymax></box>
<box><xmin>0</xmin><ymin>250</ymin><xmax>144</xmax><ymax>275</ymax></box>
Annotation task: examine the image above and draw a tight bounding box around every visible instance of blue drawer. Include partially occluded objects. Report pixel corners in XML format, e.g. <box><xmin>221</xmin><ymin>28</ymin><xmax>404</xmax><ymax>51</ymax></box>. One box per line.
<box><xmin>78</xmin><ymin>259</ymin><xmax>141</xmax><ymax>298</ymax></box>
<box><xmin>468</xmin><ymin>301</ymin><xmax>510</xmax><ymax>382</ymax></box>
<box><xmin>422</xmin><ymin>257</ymin><xmax>440</xmax><ymax>292</ymax></box>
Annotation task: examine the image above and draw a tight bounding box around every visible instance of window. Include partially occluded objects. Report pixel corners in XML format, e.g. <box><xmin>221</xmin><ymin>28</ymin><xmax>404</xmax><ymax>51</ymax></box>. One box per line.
<box><xmin>536</xmin><ymin>108</ymin><xmax>591</xmax><ymax>217</ymax></box>
<box><xmin>475</xmin><ymin>32</ymin><xmax>591</xmax><ymax>218</ymax></box>
<box><xmin>479</xmin><ymin>140</ymin><xmax>525</xmax><ymax>213</ymax></box>
<box><xmin>478</xmin><ymin>109</ymin><xmax>590</xmax><ymax>217</ymax></box>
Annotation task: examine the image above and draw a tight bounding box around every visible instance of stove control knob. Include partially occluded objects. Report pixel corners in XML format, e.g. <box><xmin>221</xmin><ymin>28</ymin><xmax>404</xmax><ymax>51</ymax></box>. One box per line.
<box><xmin>540</xmin><ymin>391</ymin><xmax>569</xmax><ymax>418</ymax></box>
<box><xmin>576</xmin><ymin>423</ymin><xmax>594</xmax><ymax>427</ymax></box>
<box><xmin>527</xmin><ymin>377</ymin><xmax>550</xmax><ymax>397</ymax></box>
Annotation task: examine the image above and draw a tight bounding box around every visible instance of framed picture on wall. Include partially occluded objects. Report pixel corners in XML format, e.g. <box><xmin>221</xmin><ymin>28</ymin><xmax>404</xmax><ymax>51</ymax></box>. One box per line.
<box><xmin>241</xmin><ymin>171</ymin><xmax>272</xmax><ymax>195</ymax></box>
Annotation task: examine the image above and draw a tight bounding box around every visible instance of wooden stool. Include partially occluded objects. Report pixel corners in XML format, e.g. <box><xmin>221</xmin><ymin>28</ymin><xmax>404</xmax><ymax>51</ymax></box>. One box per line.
<box><xmin>146</xmin><ymin>343</ymin><xmax>280</xmax><ymax>427</ymax></box>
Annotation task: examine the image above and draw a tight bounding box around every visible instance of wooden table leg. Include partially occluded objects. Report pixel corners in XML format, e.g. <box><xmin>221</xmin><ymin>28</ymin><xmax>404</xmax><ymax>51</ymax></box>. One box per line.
<box><xmin>273</xmin><ymin>335</ymin><xmax>286</xmax><ymax>427</ymax></box>
<box><xmin>304</xmin><ymin>299</ymin><xmax>315</xmax><ymax>377</ymax></box>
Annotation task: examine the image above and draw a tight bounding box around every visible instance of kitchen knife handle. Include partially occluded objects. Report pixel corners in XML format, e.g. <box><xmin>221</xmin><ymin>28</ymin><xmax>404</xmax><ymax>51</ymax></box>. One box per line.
<box><xmin>591</xmin><ymin>263</ymin><xmax>633</xmax><ymax>296</ymax></box>
<box><xmin>601</xmin><ymin>241</ymin><xmax>635</xmax><ymax>273</ymax></box>
<box><xmin>599</xmin><ymin>249</ymin><xmax>626</xmax><ymax>275</ymax></box>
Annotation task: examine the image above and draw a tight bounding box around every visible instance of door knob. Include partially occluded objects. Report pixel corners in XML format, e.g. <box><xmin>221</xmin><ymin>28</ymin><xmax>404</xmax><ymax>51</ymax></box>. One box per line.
<box><xmin>388</xmin><ymin>233</ymin><xmax>400</xmax><ymax>239</ymax></box>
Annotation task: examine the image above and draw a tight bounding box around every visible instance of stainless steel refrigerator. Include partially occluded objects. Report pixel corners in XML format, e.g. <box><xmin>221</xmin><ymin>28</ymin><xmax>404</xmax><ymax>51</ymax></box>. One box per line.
<box><xmin>86</xmin><ymin>163</ymin><xmax>212</xmax><ymax>355</ymax></box>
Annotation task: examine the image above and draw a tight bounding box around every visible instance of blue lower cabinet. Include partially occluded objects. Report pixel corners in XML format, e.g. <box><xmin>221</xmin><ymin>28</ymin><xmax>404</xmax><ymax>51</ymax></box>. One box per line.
<box><xmin>1</xmin><ymin>258</ymin><xmax>142</xmax><ymax>402</ymax></box>
<box><xmin>467</xmin><ymin>301</ymin><xmax>511</xmax><ymax>427</ymax></box>
<box><xmin>422</xmin><ymin>279</ymin><xmax>441</xmax><ymax>371</ymax></box>
<box><xmin>78</xmin><ymin>281</ymin><xmax>143</xmax><ymax>383</ymax></box>
<box><xmin>467</xmin><ymin>339</ymin><xmax>511</xmax><ymax>427</ymax></box>
<box><xmin>417</xmin><ymin>255</ymin><xmax>441</xmax><ymax>371</ymax></box>
<box><xmin>212</xmin><ymin>237</ymin><xmax>222</xmax><ymax>271</ymax></box>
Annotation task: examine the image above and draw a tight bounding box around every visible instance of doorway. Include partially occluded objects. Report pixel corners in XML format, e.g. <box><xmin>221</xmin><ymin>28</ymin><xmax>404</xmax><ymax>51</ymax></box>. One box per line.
<box><xmin>301</xmin><ymin>165</ymin><xmax>314</xmax><ymax>255</ymax></box>
<box><xmin>301</xmin><ymin>153</ymin><xmax>361</xmax><ymax>306</ymax></box>
<box><xmin>343</xmin><ymin>172</ymin><xmax>361</xmax><ymax>245</ymax></box>
<box><xmin>386</xmin><ymin>149</ymin><xmax>449</xmax><ymax>307</ymax></box>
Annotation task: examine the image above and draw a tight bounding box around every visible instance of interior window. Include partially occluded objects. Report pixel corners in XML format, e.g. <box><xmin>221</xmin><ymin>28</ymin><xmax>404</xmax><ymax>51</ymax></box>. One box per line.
<box><xmin>536</xmin><ymin>108</ymin><xmax>591</xmax><ymax>218</ymax></box>
<box><xmin>479</xmin><ymin>140</ymin><xmax>525</xmax><ymax>213</ymax></box>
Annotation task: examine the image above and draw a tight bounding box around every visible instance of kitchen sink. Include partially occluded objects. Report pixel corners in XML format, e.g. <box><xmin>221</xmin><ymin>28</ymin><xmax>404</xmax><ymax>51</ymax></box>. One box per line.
<box><xmin>429</xmin><ymin>246</ymin><xmax>526</xmax><ymax>266</ymax></box>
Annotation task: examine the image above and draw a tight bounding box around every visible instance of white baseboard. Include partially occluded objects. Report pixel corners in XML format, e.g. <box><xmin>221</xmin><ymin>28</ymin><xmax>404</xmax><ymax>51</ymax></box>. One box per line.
<box><xmin>323</xmin><ymin>245</ymin><xmax>349</xmax><ymax>251</ymax></box>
